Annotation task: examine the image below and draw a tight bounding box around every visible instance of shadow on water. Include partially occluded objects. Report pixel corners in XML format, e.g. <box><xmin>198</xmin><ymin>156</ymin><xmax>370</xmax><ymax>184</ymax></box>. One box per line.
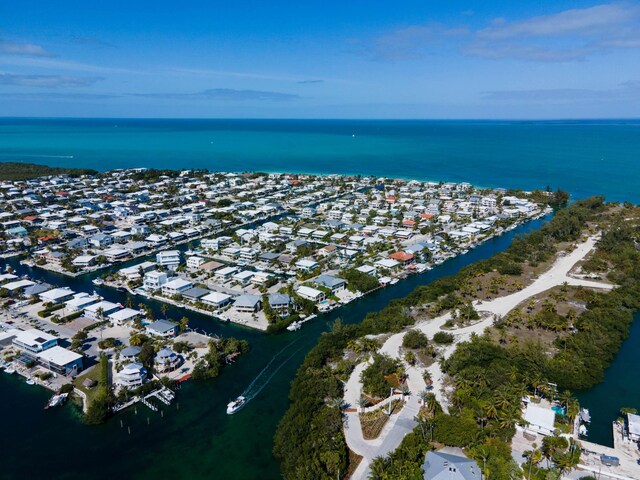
<box><xmin>0</xmin><ymin>215</ymin><xmax>551</xmax><ymax>480</ymax></box>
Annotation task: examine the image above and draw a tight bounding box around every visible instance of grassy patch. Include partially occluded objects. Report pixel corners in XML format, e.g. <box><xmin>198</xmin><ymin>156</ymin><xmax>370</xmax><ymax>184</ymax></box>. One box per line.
<box><xmin>72</xmin><ymin>364</ymin><xmax>102</xmax><ymax>405</ymax></box>
<box><xmin>359</xmin><ymin>399</ymin><xmax>404</xmax><ymax>440</ymax></box>
<box><xmin>344</xmin><ymin>449</ymin><xmax>363</xmax><ymax>479</ymax></box>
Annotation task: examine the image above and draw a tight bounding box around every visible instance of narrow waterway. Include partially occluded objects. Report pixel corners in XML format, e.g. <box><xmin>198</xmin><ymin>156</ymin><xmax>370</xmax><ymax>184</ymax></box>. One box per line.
<box><xmin>576</xmin><ymin>311</ymin><xmax>640</xmax><ymax>447</ymax></box>
<box><xmin>0</xmin><ymin>214</ymin><xmax>586</xmax><ymax>480</ymax></box>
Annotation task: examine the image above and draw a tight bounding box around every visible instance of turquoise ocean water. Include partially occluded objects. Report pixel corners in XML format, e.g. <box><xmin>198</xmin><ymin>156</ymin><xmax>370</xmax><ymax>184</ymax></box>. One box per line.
<box><xmin>1</xmin><ymin>119</ymin><xmax>639</xmax><ymax>478</ymax></box>
<box><xmin>1</xmin><ymin>118</ymin><xmax>639</xmax><ymax>203</ymax></box>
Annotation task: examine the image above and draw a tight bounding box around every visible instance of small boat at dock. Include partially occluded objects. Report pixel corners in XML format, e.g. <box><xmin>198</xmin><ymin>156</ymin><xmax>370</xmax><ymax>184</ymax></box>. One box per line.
<box><xmin>45</xmin><ymin>393</ymin><xmax>68</xmax><ymax>410</ymax></box>
<box><xmin>226</xmin><ymin>396</ymin><xmax>246</xmax><ymax>415</ymax></box>
<box><xmin>286</xmin><ymin>321</ymin><xmax>301</xmax><ymax>331</ymax></box>
<box><xmin>92</xmin><ymin>278</ymin><xmax>104</xmax><ymax>286</ymax></box>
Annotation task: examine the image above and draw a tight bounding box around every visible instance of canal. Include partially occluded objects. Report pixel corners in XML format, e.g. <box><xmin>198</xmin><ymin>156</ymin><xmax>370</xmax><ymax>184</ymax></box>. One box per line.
<box><xmin>0</xmin><ymin>213</ymin><xmax>590</xmax><ymax>480</ymax></box>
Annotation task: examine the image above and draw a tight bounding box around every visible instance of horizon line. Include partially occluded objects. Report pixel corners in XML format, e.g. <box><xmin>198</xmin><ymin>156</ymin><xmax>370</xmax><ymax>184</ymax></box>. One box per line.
<box><xmin>2</xmin><ymin>116</ymin><xmax>640</xmax><ymax>122</ymax></box>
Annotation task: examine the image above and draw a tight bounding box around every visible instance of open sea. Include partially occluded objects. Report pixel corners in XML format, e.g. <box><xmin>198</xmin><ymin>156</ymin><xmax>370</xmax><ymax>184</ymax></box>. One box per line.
<box><xmin>1</xmin><ymin>118</ymin><xmax>640</xmax><ymax>203</ymax></box>
<box><xmin>1</xmin><ymin>118</ymin><xmax>639</xmax><ymax>479</ymax></box>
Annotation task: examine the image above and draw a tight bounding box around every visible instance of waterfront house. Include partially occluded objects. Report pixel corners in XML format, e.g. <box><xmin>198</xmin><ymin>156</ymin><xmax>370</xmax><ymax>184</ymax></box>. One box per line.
<box><xmin>522</xmin><ymin>403</ymin><xmax>556</xmax><ymax>437</ymax></box>
<box><xmin>421</xmin><ymin>450</ymin><xmax>481</xmax><ymax>480</ymax></box>
<box><xmin>628</xmin><ymin>413</ymin><xmax>640</xmax><ymax>442</ymax></box>
<box><xmin>268</xmin><ymin>293</ymin><xmax>291</xmax><ymax>315</ymax></box>
<box><xmin>146</xmin><ymin>319</ymin><xmax>179</xmax><ymax>338</ymax></box>
<box><xmin>181</xmin><ymin>287</ymin><xmax>210</xmax><ymax>302</ymax></box>
<box><xmin>201</xmin><ymin>291</ymin><xmax>232</xmax><ymax>308</ymax></box>
<box><xmin>161</xmin><ymin>278</ymin><xmax>193</xmax><ymax>297</ymax></box>
<box><xmin>117</xmin><ymin>362</ymin><xmax>147</xmax><ymax>387</ymax></box>
<box><xmin>12</xmin><ymin>329</ymin><xmax>58</xmax><ymax>355</ymax></box>
<box><xmin>154</xmin><ymin>348</ymin><xmax>181</xmax><ymax>372</ymax></box>
<box><xmin>233</xmin><ymin>294</ymin><xmax>262</xmax><ymax>313</ymax></box>
<box><xmin>4</xmin><ymin>279</ymin><xmax>36</xmax><ymax>295</ymax></box>
<box><xmin>389</xmin><ymin>251</ymin><xmax>415</xmax><ymax>266</ymax></box>
<box><xmin>296</xmin><ymin>285</ymin><xmax>326</xmax><ymax>303</ymax></box>
<box><xmin>144</xmin><ymin>270</ymin><xmax>169</xmax><ymax>291</ymax></box>
<box><xmin>72</xmin><ymin>254</ymin><xmax>96</xmax><ymax>268</ymax></box>
<box><xmin>36</xmin><ymin>346</ymin><xmax>83</xmax><ymax>376</ymax></box>
<box><xmin>314</xmin><ymin>274</ymin><xmax>346</xmax><ymax>293</ymax></box>
<box><xmin>104</xmin><ymin>247</ymin><xmax>130</xmax><ymax>262</ymax></box>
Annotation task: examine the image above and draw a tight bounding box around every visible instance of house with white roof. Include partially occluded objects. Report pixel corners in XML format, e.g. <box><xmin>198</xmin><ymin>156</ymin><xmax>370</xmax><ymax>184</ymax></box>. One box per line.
<box><xmin>84</xmin><ymin>301</ymin><xmax>121</xmax><ymax>320</ymax></box>
<box><xmin>39</xmin><ymin>287</ymin><xmax>75</xmax><ymax>305</ymax></box>
<box><xmin>65</xmin><ymin>293</ymin><xmax>100</xmax><ymax>312</ymax></box>
<box><xmin>13</xmin><ymin>329</ymin><xmax>58</xmax><ymax>355</ymax></box>
<box><xmin>37</xmin><ymin>346</ymin><xmax>83</xmax><ymax>375</ymax></box>
<box><xmin>296</xmin><ymin>285</ymin><xmax>326</xmax><ymax>303</ymax></box>
<box><xmin>143</xmin><ymin>270</ymin><xmax>168</xmax><ymax>291</ymax></box>
<box><xmin>156</xmin><ymin>250</ymin><xmax>181</xmax><ymax>270</ymax></box>
<box><xmin>201</xmin><ymin>291</ymin><xmax>232</xmax><ymax>308</ymax></box>
<box><xmin>161</xmin><ymin>278</ymin><xmax>193</xmax><ymax>297</ymax></box>
<box><xmin>108</xmin><ymin>308</ymin><xmax>142</xmax><ymax>325</ymax></box>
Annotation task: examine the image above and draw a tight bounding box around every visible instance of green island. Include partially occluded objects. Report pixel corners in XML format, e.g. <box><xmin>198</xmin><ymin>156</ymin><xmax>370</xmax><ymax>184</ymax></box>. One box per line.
<box><xmin>274</xmin><ymin>197</ymin><xmax>640</xmax><ymax>479</ymax></box>
<box><xmin>0</xmin><ymin>162</ymin><xmax>98</xmax><ymax>181</ymax></box>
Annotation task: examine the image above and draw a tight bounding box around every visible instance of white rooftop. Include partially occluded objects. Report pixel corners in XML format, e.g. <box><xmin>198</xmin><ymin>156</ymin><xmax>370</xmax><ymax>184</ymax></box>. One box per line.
<box><xmin>37</xmin><ymin>346</ymin><xmax>82</xmax><ymax>366</ymax></box>
<box><xmin>108</xmin><ymin>308</ymin><xmax>141</xmax><ymax>322</ymax></box>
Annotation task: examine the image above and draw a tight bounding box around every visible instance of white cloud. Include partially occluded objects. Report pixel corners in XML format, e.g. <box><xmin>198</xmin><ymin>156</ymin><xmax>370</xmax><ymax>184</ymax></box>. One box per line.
<box><xmin>0</xmin><ymin>38</ymin><xmax>51</xmax><ymax>57</ymax></box>
<box><xmin>0</xmin><ymin>73</ymin><xmax>103</xmax><ymax>87</ymax></box>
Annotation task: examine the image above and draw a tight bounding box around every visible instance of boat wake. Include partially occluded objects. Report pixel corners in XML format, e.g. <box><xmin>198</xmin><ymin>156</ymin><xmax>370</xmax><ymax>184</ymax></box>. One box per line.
<box><xmin>239</xmin><ymin>339</ymin><xmax>307</xmax><ymax>405</ymax></box>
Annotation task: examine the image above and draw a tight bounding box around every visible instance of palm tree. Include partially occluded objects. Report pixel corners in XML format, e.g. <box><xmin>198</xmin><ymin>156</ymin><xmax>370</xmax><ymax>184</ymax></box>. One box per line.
<box><xmin>160</xmin><ymin>303</ymin><xmax>169</xmax><ymax>318</ymax></box>
<box><xmin>356</xmin><ymin>396</ymin><xmax>369</xmax><ymax>413</ymax></box>
<box><xmin>328</xmin><ymin>397</ymin><xmax>345</xmax><ymax>411</ymax></box>
<box><xmin>558</xmin><ymin>390</ymin><xmax>573</xmax><ymax>409</ymax></box>
<box><xmin>369</xmin><ymin>456</ymin><xmax>388</xmax><ymax>480</ymax></box>
<box><xmin>346</xmin><ymin>339</ymin><xmax>362</xmax><ymax>353</ymax></box>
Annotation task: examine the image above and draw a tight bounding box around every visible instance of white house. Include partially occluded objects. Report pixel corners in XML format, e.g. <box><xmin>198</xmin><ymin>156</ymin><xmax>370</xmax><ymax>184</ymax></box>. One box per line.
<box><xmin>143</xmin><ymin>270</ymin><xmax>168</xmax><ymax>291</ymax></box>
<box><xmin>117</xmin><ymin>362</ymin><xmax>147</xmax><ymax>387</ymax></box>
<box><xmin>186</xmin><ymin>255</ymin><xmax>205</xmax><ymax>271</ymax></box>
<box><xmin>156</xmin><ymin>250</ymin><xmax>181</xmax><ymax>270</ymax></box>
<box><xmin>161</xmin><ymin>278</ymin><xmax>193</xmax><ymax>297</ymax></box>
<box><xmin>201</xmin><ymin>291</ymin><xmax>232</xmax><ymax>308</ymax></box>
<box><xmin>296</xmin><ymin>285</ymin><xmax>326</xmax><ymax>303</ymax></box>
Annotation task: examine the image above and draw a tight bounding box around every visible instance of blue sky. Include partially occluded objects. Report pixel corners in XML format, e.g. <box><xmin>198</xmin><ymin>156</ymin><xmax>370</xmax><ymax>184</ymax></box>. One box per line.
<box><xmin>1</xmin><ymin>1</ymin><xmax>640</xmax><ymax>118</ymax></box>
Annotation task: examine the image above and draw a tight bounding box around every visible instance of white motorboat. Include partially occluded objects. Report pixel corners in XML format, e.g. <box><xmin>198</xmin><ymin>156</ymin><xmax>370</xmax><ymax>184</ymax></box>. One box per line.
<box><xmin>226</xmin><ymin>396</ymin><xmax>246</xmax><ymax>415</ymax></box>
<box><xmin>26</xmin><ymin>377</ymin><xmax>35</xmax><ymax>385</ymax></box>
<box><xmin>286</xmin><ymin>321</ymin><xmax>301</xmax><ymax>331</ymax></box>
<box><xmin>92</xmin><ymin>278</ymin><xmax>104</xmax><ymax>286</ymax></box>
<box><xmin>578</xmin><ymin>424</ymin><xmax>588</xmax><ymax>436</ymax></box>
<box><xmin>4</xmin><ymin>366</ymin><xmax>15</xmax><ymax>375</ymax></box>
<box><xmin>45</xmin><ymin>393</ymin><xmax>68</xmax><ymax>410</ymax></box>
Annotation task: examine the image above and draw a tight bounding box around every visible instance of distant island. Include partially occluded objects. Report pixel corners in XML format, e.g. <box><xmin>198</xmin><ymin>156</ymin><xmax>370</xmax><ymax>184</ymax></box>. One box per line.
<box><xmin>0</xmin><ymin>162</ymin><xmax>98</xmax><ymax>181</ymax></box>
